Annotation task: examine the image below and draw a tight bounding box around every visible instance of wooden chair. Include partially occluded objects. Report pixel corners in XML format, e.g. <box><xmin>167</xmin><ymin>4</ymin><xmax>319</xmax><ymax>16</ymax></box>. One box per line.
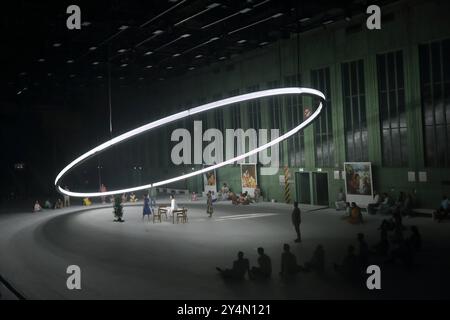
<box><xmin>176</xmin><ymin>207</ymin><xmax>188</xmax><ymax>224</ymax></box>
<box><xmin>154</xmin><ymin>205</ymin><xmax>168</xmax><ymax>223</ymax></box>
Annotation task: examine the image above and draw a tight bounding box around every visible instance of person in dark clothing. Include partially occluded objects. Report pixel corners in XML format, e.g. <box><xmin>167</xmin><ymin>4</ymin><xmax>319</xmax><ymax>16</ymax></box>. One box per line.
<box><xmin>357</xmin><ymin>233</ymin><xmax>369</xmax><ymax>267</ymax></box>
<box><xmin>408</xmin><ymin>226</ymin><xmax>422</xmax><ymax>251</ymax></box>
<box><xmin>334</xmin><ymin>245</ymin><xmax>360</xmax><ymax>280</ymax></box>
<box><xmin>373</xmin><ymin>225</ymin><xmax>390</xmax><ymax>256</ymax></box>
<box><xmin>216</xmin><ymin>251</ymin><xmax>250</xmax><ymax>280</ymax></box>
<box><xmin>292</xmin><ymin>202</ymin><xmax>301</xmax><ymax>243</ymax></box>
<box><xmin>250</xmin><ymin>247</ymin><xmax>272</xmax><ymax>280</ymax></box>
<box><xmin>304</xmin><ymin>244</ymin><xmax>325</xmax><ymax>274</ymax></box>
<box><xmin>280</xmin><ymin>243</ymin><xmax>304</xmax><ymax>278</ymax></box>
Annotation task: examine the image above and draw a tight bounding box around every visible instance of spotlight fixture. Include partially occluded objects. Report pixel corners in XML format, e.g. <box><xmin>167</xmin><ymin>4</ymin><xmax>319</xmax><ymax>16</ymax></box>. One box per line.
<box><xmin>53</xmin><ymin>43</ymin><xmax>62</xmax><ymax>47</ymax></box>
<box><xmin>92</xmin><ymin>61</ymin><xmax>99</xmax><ymax>65</ymax></box>
<box><xmin>237</xmin><ymin>39</ymin><xmax>247</xmax><ymax>44</ymax></box>
<box><xmin>55</xmin><ymin>87</ymin><xmax>325</xmax><ymax>198</ymax></box>
<box><xmin>121</xmin><ymin>63</ymin><xmax>128</xmax><ymax>67</ymax></box>
<box><xmin>38</xmin><ymin>58</ymin><xmax>46</xmax><ymax>62</ymax></box>
<box><xmin>118</xmin><ymin>48</ymin><xmax>127</xmax><ymax>53</ymax></box>
<box><xmin>145</xmin><ymin>65</ymin><xmax>152</xmax><ymax>69</ymax></box>
<box><xmin>67</xmin><ymin>59</ymin><xmax>74</xmax><ymax>64</ymax></box>
<box><xmin>144</xmin><ymin>51</ymin><xmax>153</xmax><ymax>56</ymax></box>
<box><xmin>89</xmin><ymin>46</ymin><xmax>97</xmax><ymax>51</ymax></box>
<box><xmin>119</xmin><ymin>25</ymin><xmax>129</xmax><ymax>30</ymax></box>
<box><xmin>195</xmin><ymin>54</ymin><xmax>203</xmax><ymax>59</ymax></box>
<box><xmin>173</xmin><ymin>53</ymin><xmax>181</xmax><ymax>57</ymax></box>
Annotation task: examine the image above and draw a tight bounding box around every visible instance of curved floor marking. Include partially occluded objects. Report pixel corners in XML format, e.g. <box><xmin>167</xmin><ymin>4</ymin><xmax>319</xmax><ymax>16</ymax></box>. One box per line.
<box><xmin>55</xmin><ymin>87</ymin><xmax>325</xmax><ymax>197</ymax></box>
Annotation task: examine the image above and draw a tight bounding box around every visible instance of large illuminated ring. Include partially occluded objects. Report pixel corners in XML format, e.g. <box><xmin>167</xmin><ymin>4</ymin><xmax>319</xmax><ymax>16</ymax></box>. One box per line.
<box><xmin>55</xmin><ymin>87</ymin><xmax>325</xmax><ymax>197</ymax></box>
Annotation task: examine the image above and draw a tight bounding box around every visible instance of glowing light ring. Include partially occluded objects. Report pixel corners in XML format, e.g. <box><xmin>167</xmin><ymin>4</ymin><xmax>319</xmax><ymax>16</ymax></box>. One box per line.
<box><xmin>55</xmin><ymin>87</ymin><xmax>325</xmax><ymax>197</ymax></box>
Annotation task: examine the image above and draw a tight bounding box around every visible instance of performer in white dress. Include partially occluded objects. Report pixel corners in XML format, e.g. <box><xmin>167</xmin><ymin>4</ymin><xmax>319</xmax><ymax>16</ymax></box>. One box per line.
<box><xmin>167</xmin><ymin>194</ymin><xmax>178</xmax><ymax>217</ymax></box>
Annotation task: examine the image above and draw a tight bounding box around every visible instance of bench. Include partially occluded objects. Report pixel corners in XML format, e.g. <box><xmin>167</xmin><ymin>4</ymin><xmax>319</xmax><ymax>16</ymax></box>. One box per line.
<box><xmin>412</xmin><ymin>208</ymin><xmax>434</xmax><ymax>217</ymax></box>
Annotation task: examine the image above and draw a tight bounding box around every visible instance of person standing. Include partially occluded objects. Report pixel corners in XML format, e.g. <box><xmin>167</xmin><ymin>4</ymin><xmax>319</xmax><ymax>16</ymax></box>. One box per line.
<box><xmin>100</xmin><ymin>184</ymin><xmax>107</xmax><ymax>204</ymax></box>
<box><xmin>292</xmin><ymin>201</ymin><xmax>302</xmax><ymax>243</ymax></box>
<box><xmin>63</xmin><ymin>186</ymin><xmax>70</xmax><ymax>207</ymax></box>
<box><xmin>142</xmin><ymin>194</ymin><xmax>152</xmax><ymax>221</ymax></box>
<box><xmin>207</xmin><ymin>191</ymin><xmax>214</xmax><ymax>218</ymax></box>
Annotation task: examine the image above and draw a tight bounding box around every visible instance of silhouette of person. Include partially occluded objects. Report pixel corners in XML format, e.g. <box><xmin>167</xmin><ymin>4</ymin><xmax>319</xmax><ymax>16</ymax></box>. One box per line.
<box><xmin>334</xmin><ymin>245</ymin><xmax>360</xmax><ymax>280</ymax></box>
<box><xmin>304</xmin><ymin>244</ymin><xmax>325</xmax><ymax>274</ymax></box>
<box><xmin>408</xmin><ymin>226</ymin><xmax>422</xmax><ymax>251</ymax></box>
<box><xmin>373</xmin><ymin>225</ymin><xmax>389</xmax><ymax>256</ymax></box>
<box><xmin>250</xmin><ymin>247</ymin><xmax>272</xmax><ymax>280</ymax></box>
<box><xmin>291</xmin><ymin>202</ymin><xmax>301</xmax><ymax>242</ymax></box>
<box><xmin>142</xmin><ymin>193</ymin><xmax>152</xmax><ymax>220</ymax></box>
<box><xmin>216</xmin><ymin>251</ymin><xmax>250</xmax><ymax>281</ymax></box>
<box><xmin>279</xmin><ymin>243</ymin><xmax>304</xmax><ymax>278</ymax></box>
<box><xmin>357</xmin><ymin>233</ymin><xmax>369</xmax><ymax>267</ymax></box>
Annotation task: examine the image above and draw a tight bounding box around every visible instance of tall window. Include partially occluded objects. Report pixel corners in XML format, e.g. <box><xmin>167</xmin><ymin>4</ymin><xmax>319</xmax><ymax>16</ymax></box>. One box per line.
<box><xmin>247</xmin><ymin>85</ymin><xmax>261</xmax><ymax>130</ymax></box>
<box><xmin>342</xmin><ymin>60</ymin><xmax>368</xmax><ymax>162</ymax></box>
<box><xmin>377</xmin><ymin>51</ymin><xmax>407</xmax><ymax>167</ymax></box>
<box><xmin>213</xmin><ymin>93</ymin><xmax>224</xmax><ymax>133</ymax></box>
<box><xmin>419</xmin><ymin>39</ymin><xmax>450</xmax><ymax>167</ymax></box>
<box><xmin>228</xmin><ymin>89</ymin><xmax>241</xmax><ymax>165</ymax></box>
<box><xmin>311</xmin><ymin>67</ymin><xmax>334</xmax><ymax>167</ymax></box>
<box><xmin>268</xmin><ymin>80</ymin><xmax>284</xmax><ymax>163</ymax></box>
<box><xmin>229</xmin><ymin>89</ymin><xmax>241</xmax><ymax>129</ymax></box>
<box><xmin>284</xmin><ymin>74</ymin><xmax>305</xmax><ymax>167</ymax></box>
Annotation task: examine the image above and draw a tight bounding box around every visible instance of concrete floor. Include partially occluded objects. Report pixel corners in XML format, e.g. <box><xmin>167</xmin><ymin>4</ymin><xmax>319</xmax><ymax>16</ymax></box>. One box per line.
<box><xmin>0</xmin><ymin>198</ymin><xmax>449</xmax><ymax>300</ymax></box>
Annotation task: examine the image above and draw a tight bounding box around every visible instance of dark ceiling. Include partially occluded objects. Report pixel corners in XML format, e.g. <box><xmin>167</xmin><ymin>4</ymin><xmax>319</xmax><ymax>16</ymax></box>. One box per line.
<box><xmin>1</xmin><ymin>0</ymin><xmax>399</xmax><ymax>101</ymax></box>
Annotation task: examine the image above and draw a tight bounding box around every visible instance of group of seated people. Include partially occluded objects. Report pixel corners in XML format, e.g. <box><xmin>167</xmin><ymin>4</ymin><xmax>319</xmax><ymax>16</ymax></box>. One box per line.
<box><xmin>367</xmin><ymin>191</ymin><xmax>413</xmax><ymax>216</ymax></box>
<box><xmin>34</xmin><ymin>198</ymin><xmax>65</xmax><ymax>212</ymax></box>
<box><xmin>216</xmin><ymin>243</ymin><xmax>325</xmax><ymax>281</ymax></box>
<box><xmin>433</xmin><ymin>195</ymin><xmax>449</xmax><ymax>222</ymax></box>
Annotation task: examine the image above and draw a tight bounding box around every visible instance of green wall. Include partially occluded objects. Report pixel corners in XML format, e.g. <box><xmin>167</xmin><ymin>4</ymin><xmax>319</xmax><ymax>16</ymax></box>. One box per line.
<box><xmin>150</xmin><ymin>0</ymin><xmax>450</xmax><ymax>208</ymax></box>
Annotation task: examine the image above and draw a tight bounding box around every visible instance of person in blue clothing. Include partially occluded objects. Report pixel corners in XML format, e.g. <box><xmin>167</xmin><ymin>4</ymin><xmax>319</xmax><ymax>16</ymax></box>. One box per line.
<box><xmin>143</xmin><ymin>193</ymin><xmax>153</xmax><ymax>221</ymax></box>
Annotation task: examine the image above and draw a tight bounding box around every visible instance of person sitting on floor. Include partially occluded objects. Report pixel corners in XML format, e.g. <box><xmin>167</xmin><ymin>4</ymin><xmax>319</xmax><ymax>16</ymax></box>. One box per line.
<box><xmin>221</xmin><ymin>183</ymin><xmax>230</xmax><ymax>200</ymax></box>
<box><xmin>304</xmin><ymin>244</ymin><xmax>325</xmax><ymax>274</ymax></box>
<box><xmin>239</xmin><ymin>192</ymin><xmax>251</xmax><ymax>205</ymax></box>
<box><xmin>44</xmin><ymin>199</ymin><xmax>52</xmax><ymax>209</ymax></box>
<box><xmin>400</xmin><ymin>193</ymin><xmax>413</xmax><ymax>217</ymax></box>
<box><xmin>216</xmin><ymin>251</ymin><xmax>250</xmax><ymax>281</ymax></box>
<box><xmin>191</xmin><ymin>192</ymin><xmax>198</xmax><ymax>201</ymax></box>
<box><xmin>250</xmin><ymin>247</ymin><xmax>272</xmax><ymax>280</ymax></box>
<box><xmin>434</xmin><ymin>195</ymin><xmax>449</xmax><ymax>222</ymax></box>
<box><xmin>334</xmin><ymin>245</ymin><xmax>361</xmax><ymax>280</ymax></box>
<box><xmin>279</xmin><ymin>243</ymin><xmax>305</xmax><ymax>278</ymax></box>
<box><xmin>377</xmin><ymin>193</ymin><xmax>394</xmax><ymax>215</ymax></box>
<box><xmin>83</xmin><ymin>197</ymin><xmax>92</xmax><ymax>206</ymax></box>
<box><xmin>54</xmin><ymin>198</ymin><xmax>63</xmax><ymax>209</ymax></box>
<box><xmin>347</xmin><ymin>202</ymin><xmax>363</xmax><ymax>224</ymax></box>
<box><xmin>33</xmin><ymin>200</ymin><xmax>42</xmax><ymax>212</ymax></box>
<box><xmin>357</xmin><ymin>233</ymin><xmax>369</xmax><ymax>267</ymax></box>
<box><xmin>335</xmin><ymin>188</ymin><xmax>346</xmax><ymax>210</ymax></box>
<box><xmin>372</xmin><ymin>223</ymin><xmax>390</xmax><ymax>256</ymax></box>
<box><xmin>367</xmin><ymin>191</ymin><xmax>382</xmax><ymax>215</ymax></box>
<box><xmin>408</xmin><ymin>226</ymin><xmax>422</xmax><ymax>251</ymax></box>
<box><xmin>386</xmin><ymin>238</ymin><xmax>414</xmax><ymax>269</ymax></box>
<box><xmin>230</xmin><ymin>191</ymin><xmax>239</xmax><ymax>205</ymax></box>
<box><xmin>129</xmin><ymin>192</ymin><xmax>138</xmax><ymax>203</ymax></box>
